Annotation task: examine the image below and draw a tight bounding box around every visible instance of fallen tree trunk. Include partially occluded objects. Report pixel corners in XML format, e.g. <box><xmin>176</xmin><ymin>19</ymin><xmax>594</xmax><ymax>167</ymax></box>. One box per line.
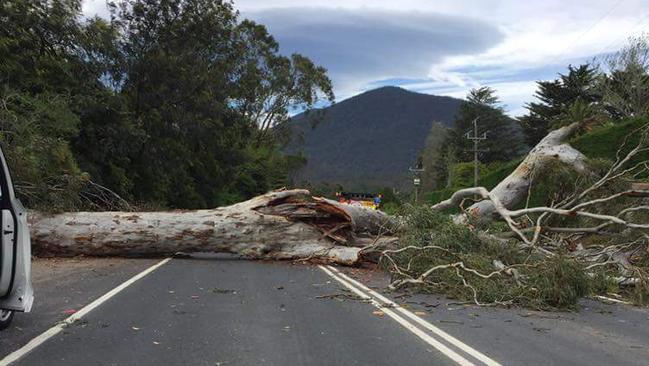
<box><xmin>446</xmin><ymin>121</ymin><xmax>589</xmax><ymax>217</ymax></box>
<box><xmin>30</xmin><ymin>189</ymin><xmax>396</xmax><ymax>265</ymax></box>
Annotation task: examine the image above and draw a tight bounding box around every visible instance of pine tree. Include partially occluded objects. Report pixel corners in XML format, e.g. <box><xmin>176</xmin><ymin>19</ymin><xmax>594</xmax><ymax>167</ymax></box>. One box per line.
<box><xmin>519</xmin><ymin>64</ymin><xmax>601</xmax><ymax>145</ymax></box>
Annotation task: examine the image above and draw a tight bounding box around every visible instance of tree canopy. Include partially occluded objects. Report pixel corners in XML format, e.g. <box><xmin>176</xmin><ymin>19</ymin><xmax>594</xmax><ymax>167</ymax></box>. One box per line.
<box><xmin>519</xmin><ymin>36</ymin><xmax>649</xmax><ymax>145</ymax></box>
<box><xmin>0</xmin><ymin>0</ymin><xmax>333</xmax><ymax>211</ymax></box>
<box><xmin>423</xmin><ymin>87</ymin><xmax>525</xmax><ymax>189</ymax></box>
<box><xmin>519</xmin><ymin>64</ymin><xmax>601</xmax><ymax>145</ymax></box>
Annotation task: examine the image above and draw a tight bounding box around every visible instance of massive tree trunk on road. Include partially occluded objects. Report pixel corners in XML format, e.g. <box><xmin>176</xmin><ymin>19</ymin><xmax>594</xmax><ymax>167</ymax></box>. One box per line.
<box><xmin>30</xmin><ymin>189</ymin><xmax>396</xmax><ymax>265</ymax></box>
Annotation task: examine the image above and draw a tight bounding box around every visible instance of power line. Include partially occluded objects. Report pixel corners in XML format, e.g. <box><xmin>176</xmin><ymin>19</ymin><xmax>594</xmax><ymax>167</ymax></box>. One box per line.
<box><xmin>592</xmin><ymin>12</ymin><xmax>649</xmax><ymax>59</ymax></box>
<box><xmin>548</xmin><ymin>0</ymin><xmax>623</xmax><ymax>65</ymax></box>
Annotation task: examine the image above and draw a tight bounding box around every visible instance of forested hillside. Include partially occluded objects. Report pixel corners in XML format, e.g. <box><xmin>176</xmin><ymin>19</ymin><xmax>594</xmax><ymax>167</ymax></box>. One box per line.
<box><xmin>288</xmin><ymin>86</ymin><xmax>462</xmax><ymax>190</ymax></box>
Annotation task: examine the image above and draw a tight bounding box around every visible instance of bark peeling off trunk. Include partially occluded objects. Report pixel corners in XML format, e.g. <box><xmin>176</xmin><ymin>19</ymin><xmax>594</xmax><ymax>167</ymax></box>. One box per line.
<box><xmin>29</xmin><ymin>189</ymin><xmax>395</xmax><ymax>265</ymax></box>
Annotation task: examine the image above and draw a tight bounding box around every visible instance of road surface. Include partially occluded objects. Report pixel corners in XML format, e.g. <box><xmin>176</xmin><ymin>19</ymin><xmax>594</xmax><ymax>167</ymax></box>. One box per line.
<box><xmin>1</xmin><ymin>256</ymin><xmax>649</xmax><ymax>365</ymax></box>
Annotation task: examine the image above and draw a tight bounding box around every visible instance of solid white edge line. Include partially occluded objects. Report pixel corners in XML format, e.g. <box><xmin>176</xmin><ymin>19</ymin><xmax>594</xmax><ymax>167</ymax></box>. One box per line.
<box><xmin>318</xmin><ymin>265</ymin><xmax>476</xmax><ymax>366</ymax></box>
<box><xmin>326</xmin><ymin>265</ymin><xmax>501</xmax><ymax>366</ymax></box>
<box><xmin>0</xmin><ymin>257</ymin><xmax>173</xmax><ymax>366</ymax></box>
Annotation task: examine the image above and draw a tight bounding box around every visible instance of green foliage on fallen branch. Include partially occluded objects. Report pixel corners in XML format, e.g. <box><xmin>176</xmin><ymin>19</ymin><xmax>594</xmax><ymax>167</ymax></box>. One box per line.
<box><xmin>524</xmin><ymin>256</ymin><xmax>590</xmax><ymax>309</ymax></box>
<box><xmin>384</xmin><ymin>206</ymin><xmax>596</xmax><ymax>310</ymax></box>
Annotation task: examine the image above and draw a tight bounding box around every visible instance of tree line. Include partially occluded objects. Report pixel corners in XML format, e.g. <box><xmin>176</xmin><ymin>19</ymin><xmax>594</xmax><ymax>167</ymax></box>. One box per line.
<box><xmin>0</xmin><ymin>0</ymin><xmax>333</xmax><ymax>211</ymax></box>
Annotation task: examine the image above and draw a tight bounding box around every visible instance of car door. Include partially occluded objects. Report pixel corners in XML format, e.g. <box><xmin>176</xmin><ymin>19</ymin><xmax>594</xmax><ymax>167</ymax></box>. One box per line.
<box><xmin>0</xmin><ymin>145</ymin><xmax>33</xmax><ymax>315</ymax></box>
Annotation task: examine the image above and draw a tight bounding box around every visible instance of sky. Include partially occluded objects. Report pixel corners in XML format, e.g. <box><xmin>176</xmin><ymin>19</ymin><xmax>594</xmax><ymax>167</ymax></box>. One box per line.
<box><xmin>82</xmin><ymin>0</ymin><xmax>649</xmax><ymax>116</ymax></box>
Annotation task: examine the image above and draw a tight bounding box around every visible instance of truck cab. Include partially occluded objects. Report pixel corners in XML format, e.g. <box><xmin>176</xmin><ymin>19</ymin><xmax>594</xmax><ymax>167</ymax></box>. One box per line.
<box><xmin>0</xmin><ymin>147</ymin><xmax>33</xmax><ymax>329</ymax></box>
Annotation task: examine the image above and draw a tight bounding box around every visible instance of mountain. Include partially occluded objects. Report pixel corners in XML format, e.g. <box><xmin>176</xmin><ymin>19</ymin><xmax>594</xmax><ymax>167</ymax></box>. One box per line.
<box><xmin>287</xmin><ymin>86</ymin><xmax>463</xmax><ymax>191</ymax></box>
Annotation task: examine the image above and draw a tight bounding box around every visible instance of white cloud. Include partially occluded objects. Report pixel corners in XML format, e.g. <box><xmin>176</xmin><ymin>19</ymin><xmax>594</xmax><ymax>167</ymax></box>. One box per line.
<box><xmin>399</xmin><ymin>79</ymin><xmax>537</xmax><ymax>116</ymax></box>
<box><xmin>247</xmin><ymin>7</ymin><xmax>503</xmax><ymax>99</ymax></box>
<box><xmin>238</xmin><ymin>0</ymin><xmax>649</xmax><ymax>113</ymax></box>
<box><xmin>83</xmin><ymin>0</ymin><xmax>649</xmax><ymax>114</ymax></box>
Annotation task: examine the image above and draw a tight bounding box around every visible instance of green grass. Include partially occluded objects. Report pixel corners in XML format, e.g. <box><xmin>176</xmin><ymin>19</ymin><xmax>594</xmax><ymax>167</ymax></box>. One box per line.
<box><xmin>572</xmin><ymin>118</ymin><xmax>649</xmax><ymax>163</ymax></box>
<box><xmin>425</xmin><ymin>161</ymin><xmax>521</xmax><ymax>205</ymax></box>
<box><xmin>425</xmin><ymin>188</ymin><xmax>458</xmax><ymax>205</ymax></box>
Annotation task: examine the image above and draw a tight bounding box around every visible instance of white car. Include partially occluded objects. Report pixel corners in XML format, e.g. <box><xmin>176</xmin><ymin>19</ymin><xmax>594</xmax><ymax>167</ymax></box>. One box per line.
<box><xmin>0</xmin><ymin>148</ymin><xmax>33</xmax><ymax>330</ymax></box>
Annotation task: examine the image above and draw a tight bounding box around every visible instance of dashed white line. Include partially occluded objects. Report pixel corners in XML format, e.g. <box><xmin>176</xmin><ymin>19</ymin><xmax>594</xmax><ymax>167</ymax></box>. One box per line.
<box><xmin>0</xmin><ymin>257</ymin><xmax>172</xmax><ymax>366</ymax></box>
<box><xmin>320</xmin><ymin>265</ymin><xmax>502</xmax><ymax>366</ymax></box>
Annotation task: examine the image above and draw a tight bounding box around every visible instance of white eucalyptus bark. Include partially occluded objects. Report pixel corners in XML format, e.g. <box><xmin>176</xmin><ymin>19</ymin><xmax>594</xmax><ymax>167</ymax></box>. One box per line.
<box><xmin>465</xmin><ymin>121</ymin><xmax>588</xmax><ymax>217</ymax></box>
<box><xmin>29</xmin><ymin>190</ymin><xmax>394</xmax><ymax>265</ymax></box>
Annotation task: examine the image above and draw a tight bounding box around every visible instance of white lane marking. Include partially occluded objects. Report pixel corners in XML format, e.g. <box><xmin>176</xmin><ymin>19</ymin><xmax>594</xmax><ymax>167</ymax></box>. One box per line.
<box><xmin>326</xmin><ymin>265</ymin><xmax>501</xmax><ymax>366</ymax></box>
<box><xmin>0</xmin><ymin>257</ymin><xmax>172</xmax><ymax>366</ymax></box>
<box><xmin>318</xmin><ymin>265</ymin><xmax>476</xmax><ymax>366</ymax></box>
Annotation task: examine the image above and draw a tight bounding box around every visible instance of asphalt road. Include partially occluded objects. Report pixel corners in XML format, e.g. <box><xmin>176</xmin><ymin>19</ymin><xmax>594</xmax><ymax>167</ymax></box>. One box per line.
<box><xmin>2</xmin><ymin>256</ymin><xmax>649</xmax><ymax>365</ymax></box>
<box><xmin>0</xmin><ymin>257</ymin><xmax>160</xmax><ymax>359</ymax></box>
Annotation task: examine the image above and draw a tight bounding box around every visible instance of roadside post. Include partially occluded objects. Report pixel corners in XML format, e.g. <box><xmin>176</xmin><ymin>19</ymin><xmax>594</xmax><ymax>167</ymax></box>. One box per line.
<box><xmin>409</xmin><ymin>166</ymin><xmax>425</xmax><ymax>204</ymax></box>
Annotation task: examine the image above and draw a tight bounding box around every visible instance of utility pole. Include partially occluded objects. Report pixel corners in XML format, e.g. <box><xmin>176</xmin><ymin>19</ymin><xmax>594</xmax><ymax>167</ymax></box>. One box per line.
<box><xmin>464</xmin><ymin>117</ymin><xmax>487</xmax><ymax>187</ymax></box>
<box><xmin>409</xmin><ymin>166</ymin><xmax>425</xmax><ymax>204</ymax></box>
